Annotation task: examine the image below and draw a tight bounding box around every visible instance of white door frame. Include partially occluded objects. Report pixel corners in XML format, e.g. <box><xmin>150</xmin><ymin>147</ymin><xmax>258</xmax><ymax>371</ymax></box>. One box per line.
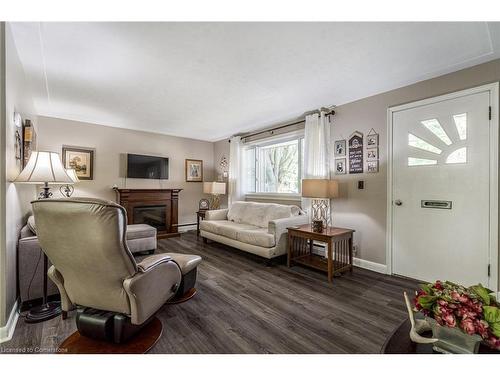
<box><xmin>386</xmin><ymin>82</ymin><xmax>499</xmax><ymax>293</ymax></box>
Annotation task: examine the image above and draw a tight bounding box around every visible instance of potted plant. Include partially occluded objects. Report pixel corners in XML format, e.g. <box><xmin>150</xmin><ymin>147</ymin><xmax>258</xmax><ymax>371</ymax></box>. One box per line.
<box><xmin>413</xmin><ymin>280</ymin><xmax>500</xmax><ymax>353</ymax></box>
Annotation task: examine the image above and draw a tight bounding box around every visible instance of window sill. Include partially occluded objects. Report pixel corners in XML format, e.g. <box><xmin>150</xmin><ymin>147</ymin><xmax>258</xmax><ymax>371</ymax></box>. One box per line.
<box><xmin>245</xmin><ymin>193</ymin><xmax>302</xmax><ymax>202</ymax></box>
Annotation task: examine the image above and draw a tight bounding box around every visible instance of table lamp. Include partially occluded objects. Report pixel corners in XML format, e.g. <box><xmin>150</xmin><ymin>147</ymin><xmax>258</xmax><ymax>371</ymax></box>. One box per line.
<box><xmin>203</xmin><ymin>182</ymin><xmax>226</xmax><ymax>209</ymax></box>
<box><xmin>60</xmin><ymin>168</ymin><xmax>79</xmax><ymax>197</ymax></box>
<box><xmin>14</xmin><ymin>151</ymin><xmax>73</xmax><ymax>323</ymax></box>
<box><xmin>301</xmin><ymin>179</ymin><xmax>339</xmax><ymax>232</ymax></box>
<box><xmin>15</xmin><ymin>151</ymin><xmax>73</xmax><ymax>199</ymax></box>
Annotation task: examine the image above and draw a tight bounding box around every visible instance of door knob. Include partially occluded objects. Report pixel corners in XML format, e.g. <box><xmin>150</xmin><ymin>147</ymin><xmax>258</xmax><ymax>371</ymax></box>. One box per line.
<box><xmin>394</xmin><ymin>199</ymin><xmax>403</xmax><ymax>206</ymax></box>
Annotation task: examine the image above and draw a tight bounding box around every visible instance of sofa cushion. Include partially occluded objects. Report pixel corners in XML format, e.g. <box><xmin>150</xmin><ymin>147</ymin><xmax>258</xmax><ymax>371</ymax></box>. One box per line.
<box><xmin>237</xmin><ymin>228</ymin><xmax>275</xmax><ymax>248</ymax></box>
<box><xmin>200</xmin><ymin>220</ymin><xmax>258</xmax><ymax>241</ymax></box>
<box><xmin>126</xmin><ymin>224</ymin><xmax>157</xmax><ymax>240</ymax></box>
<box><xmin>227</xmin><ymin>201</ymin><xmax>301</xmax><ymax>228</ymax></box>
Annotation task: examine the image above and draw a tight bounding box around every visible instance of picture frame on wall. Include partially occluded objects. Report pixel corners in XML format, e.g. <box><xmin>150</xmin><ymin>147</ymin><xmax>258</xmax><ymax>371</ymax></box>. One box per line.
<box><xmin>185</xmin><ymin>159</ymin><xmax>203</xmax><ymax>182</ymax></box>
<box><xmin>22</xmin><ymin>119</ymin><xmax>37</xmax><ymax>169</ymax></box>
<box><xmin>335</xmin><ymin>158</ymin><xmax>346</xmax><ymax>174</ymax></box>
<box><xmin>366</xmin><ymin>133</ymin><xmax>379</xmax><ymax>148</ymax></box>
<box><xmin>367</xmin><ymin>148</ymin><xmax>379</xmax><ymax>160</ymax></box>
<box><xmin>367</xmin><ymin>160</ymin><xmax>379</xmax><ymax>173</ymax></box>
<box><xmin>334</xmin><ymin>140</ymin><xmax>346</xmax><ymax>157</ymax></box>
<box><xmin>62</xmin><ymin>146</ymin><xmax>95</xmax><ymax>180</ymax></box>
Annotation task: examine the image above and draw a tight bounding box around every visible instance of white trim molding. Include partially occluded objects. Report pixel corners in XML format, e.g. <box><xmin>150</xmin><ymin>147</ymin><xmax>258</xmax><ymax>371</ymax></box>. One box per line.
<box><xmin>311</xmin><ymin>246</ymin><xmax>386</xmax><ymax>274</ymax></box>
<box><xmin>352</xmin><ymin>257</ymin><xmax>387</xmax><ymax>274</ymax></box>
<box><xmin>386</xmin><ymin>82</ymin><xmax>499</xmax><ymax>293</ymax></box>
<box><xmin>0</xmin><ymin>300</ymin><xmax>19</xmax><ymax>343</ymax></box>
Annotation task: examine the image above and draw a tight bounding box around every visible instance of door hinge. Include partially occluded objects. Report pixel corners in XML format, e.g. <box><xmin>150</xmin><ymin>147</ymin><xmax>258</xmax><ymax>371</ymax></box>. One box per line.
<box><xmin>488</xmin><ymin>264</ymin><xmax>491</xmax><ymax>277</ymax></box>
<box><xmin>489</xmin><ymin>106</ymin><xmax>492</xmax><ymax>120</ymax></box>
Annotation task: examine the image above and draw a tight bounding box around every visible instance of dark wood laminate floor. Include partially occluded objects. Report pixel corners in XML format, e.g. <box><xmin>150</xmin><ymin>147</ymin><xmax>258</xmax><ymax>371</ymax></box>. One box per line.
<box><xmin>1</xmin><ymin>231</ymin><xmax>419</xmax><ymax>354</ymax></box>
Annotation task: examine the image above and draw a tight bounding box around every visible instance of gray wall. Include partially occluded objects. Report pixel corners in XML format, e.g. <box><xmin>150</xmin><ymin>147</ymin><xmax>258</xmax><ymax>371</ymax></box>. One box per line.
<box><xmin>332</xmin><ymin>58</ymin><xmax>500</xmax><ymax>267</ymax></box>
<box><xmin>1</xmin><ymin>24</ymin><xmax>37</xmax><ymax>326</ymax></box>
<box><xmin>37</xmin><ymin>116</ymin><xmax>215</xmax><ymax>226</ymax></box>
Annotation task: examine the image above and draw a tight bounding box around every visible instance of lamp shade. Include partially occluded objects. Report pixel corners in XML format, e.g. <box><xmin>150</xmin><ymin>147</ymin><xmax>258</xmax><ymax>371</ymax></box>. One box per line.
<box><xmin>203</xmin><ymin>182</ymin><xmax>226</xmax><ymax>195</ymax></box>
<box><xmin>301</xmin><ymin>179</ymin><xmax>339</xmax><ymax>198</ymax></box>
<box><xmin>14</xmin><ymin>151</ymin><xmax>73</xmax><ymax>184</ymax></box>
<box><xmin>65</xmin><ymin>168</ymin><xmax>80</xmax><ymax>183</ymax></box>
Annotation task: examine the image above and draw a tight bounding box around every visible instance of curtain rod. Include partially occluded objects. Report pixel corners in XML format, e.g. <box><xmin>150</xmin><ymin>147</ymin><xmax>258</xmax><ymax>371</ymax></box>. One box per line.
<box><xmin>235</xmin><ymin>106</ymin><xmax>336</xmax><ymax>142</ymax></box>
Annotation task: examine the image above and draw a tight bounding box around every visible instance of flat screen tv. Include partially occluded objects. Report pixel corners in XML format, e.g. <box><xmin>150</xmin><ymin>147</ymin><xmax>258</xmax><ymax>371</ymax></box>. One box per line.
<box><xmin>127</xmin><ymin>154</ymin><xmax>169</xmax><ymax>179</ymax></box>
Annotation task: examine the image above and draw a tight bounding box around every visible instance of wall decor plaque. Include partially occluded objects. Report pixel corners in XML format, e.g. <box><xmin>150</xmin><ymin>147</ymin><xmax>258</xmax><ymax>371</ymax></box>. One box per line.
<box><xmin>348</xmin><ymin>131</ymin><xmax>364</xmax><ymax>174</ymax></box>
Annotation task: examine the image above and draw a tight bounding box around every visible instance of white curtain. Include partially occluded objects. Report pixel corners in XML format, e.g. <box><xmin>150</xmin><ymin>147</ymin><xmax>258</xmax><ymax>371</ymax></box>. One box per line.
<box><xmin>302</xmin><ymin>112</ymin><xmax>332</xmax><ymax>215</ymax></box>
<box><xmin>303</xmin><ymin>112</ymin><xmax>331</xmax><ymax>178</ymax></box>
<box><xmin>228</xmin><ymin>136</ymin><xmax>244</xmax><ymax>205</ymax></box>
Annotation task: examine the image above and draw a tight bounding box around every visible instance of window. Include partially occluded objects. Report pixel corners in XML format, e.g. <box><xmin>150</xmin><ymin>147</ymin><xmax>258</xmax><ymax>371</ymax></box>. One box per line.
<box><xmin>244</xmin><ymin>135</ymin><xmax>304</xmax><ymax>194</ymax></box>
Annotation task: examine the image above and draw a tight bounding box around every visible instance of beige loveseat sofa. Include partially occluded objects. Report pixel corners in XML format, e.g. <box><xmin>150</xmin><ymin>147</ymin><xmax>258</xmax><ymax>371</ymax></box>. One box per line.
<box><xmin>200</xmin><ymin>201</ymin><xmax>308</xmax><ymax>259</ymax></box>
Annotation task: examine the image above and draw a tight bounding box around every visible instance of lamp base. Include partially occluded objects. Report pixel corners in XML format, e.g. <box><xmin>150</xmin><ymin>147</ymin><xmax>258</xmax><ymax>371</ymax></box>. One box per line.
<box><xmin>25</xmin><ymin>301</ymin><xmax>62</xmax><ymax>324</ymax></box>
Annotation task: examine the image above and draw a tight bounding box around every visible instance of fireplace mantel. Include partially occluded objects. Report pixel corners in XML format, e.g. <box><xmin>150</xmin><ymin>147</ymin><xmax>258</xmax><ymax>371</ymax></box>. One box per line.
<box><xmin>114</xmin><ymin>188</ymin><xmax>182</xmax><ymax>238</ymax></box>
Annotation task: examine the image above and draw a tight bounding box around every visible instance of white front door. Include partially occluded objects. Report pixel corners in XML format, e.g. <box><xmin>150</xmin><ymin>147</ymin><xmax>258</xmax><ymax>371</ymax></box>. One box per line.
<box><xmin>390</xmin><ymin>84</ymin><xmax>497</xmax><ymax>288</ymax></box>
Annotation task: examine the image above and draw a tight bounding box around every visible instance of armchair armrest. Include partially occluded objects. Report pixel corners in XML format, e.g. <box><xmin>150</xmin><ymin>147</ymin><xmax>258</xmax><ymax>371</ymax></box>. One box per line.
<box><xmin>205</xmin><ymin>208</ymin><xmax>229</xmax><ymax>221</ymax></box>
<box><xmin>123</xmin><ymin>255</ymin><xmax>181</xmax><ymax>325</ymax></box>
<box><xmin>136</xmin><ymin>254</ymin><xmax>172</xmax><ymax>272</ymax></box>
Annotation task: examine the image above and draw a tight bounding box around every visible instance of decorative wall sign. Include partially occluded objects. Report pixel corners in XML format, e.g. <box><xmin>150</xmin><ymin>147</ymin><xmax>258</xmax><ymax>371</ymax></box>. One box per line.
<box><xmin>366</xmin><ymin>129</ymin><xmax>379</xmax><ymax>149</ymax></box>
<box><xmin>367</xmin><ymin>160</ymin><xmax>379</xmax><ymax>173</ymax></box>
<box><xmin>348</xmin><ymin>131</ymin><xmax>364</xmax><ymax>174</ymax></box>
<box><xmin>335</xmin><ymin>158</ymin><xmax>346</xmax><ymax>174</ymax></box>
<box><xmin>334</xmin><ymin>140</ymin><xmax>346</xmax><ymax>157</ymax></box>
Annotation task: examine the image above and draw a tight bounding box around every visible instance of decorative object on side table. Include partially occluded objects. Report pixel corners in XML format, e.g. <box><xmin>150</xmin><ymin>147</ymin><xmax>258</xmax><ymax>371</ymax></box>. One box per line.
<box><xmin>198</xmin><ymin>198</ymin><xmax>210</xmax><ymax>211</ymax></box>
<box><xmin>203</xmin><ymin>181</ymin><xmax>226</xmax><ymax>209</ymax></box>
<box><xmin>408</xmin><ymin>280</ymin><xmax>500</xmax><ymax>353</ymax></box>
<box><xmin>301</xmin><ymin>179</ymin><xmax>338</xmax><ymax>232</ymax></box>
<box><xmin>62</xmin><ymin>146</ymin><xmax>94</xmax><ymax>180</ymax></box>
<box><xmin>14</xmin><ymin>151</ymin><xmax>73</xmax><ymax>323</ymax></box>
<box><xmin>185</xmin><ymin>159</ymin><xmax>203</xmax><ymax>182</ymax></box>
<box><xmin>59</xmin><ymin>168</ymin><xmax>79</xmax><ymax>197</ymax></box>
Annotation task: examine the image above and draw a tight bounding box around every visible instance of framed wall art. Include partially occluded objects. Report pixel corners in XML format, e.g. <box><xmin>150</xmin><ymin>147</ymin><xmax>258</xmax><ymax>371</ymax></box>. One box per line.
<box><xmin>366</xmin><ymin>129</ymin><xmax>379</xmax><ymax>148</ymax></box>
<box><xmin>367</xmin><ymin>160</ymin><xmax>379</xmax><ymax>173</ymax></box>
<box><xmin>335</xmin><ymin>158</ymin><xmax>346</xmax><ymax>174</ymax></box>
<box><xmin>185</xmin><ymin>159</ymin><xmax>203</xmax><ymax>182</ymax></box>
<box><xmin>22</xmin><ymin>119</ymin><xmax>37</xmax><ymax>169</ymax></box>
<box><xmin>367</xmin><ymin>148</ymin><xmax>379</xmax><ymax>160</ymax></box>
<box><xmin>334</xmin><ymin>140</ymin><xmax>346</xmax><ymax>157</ymax></box>
<box><xmin>62</xmin><ymin>146</ymin><xmax>95</xmax><ymax>180</ymax></box>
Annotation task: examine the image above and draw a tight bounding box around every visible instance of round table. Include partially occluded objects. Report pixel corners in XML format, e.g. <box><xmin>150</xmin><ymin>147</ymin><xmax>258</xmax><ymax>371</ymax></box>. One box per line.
<box><xmin>381</xmin><ymin>319</ymin><xmax>498</xmax><ymax>354</ymax></box>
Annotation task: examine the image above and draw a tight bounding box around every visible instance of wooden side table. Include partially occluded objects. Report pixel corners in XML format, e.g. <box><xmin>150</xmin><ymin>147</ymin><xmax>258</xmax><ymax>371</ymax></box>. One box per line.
<box><xmin>287</xmin><ymin>224</ymin><xmax>355</xmax><ymax>283</ymax></box>
<box><xmin>196</xmin><ymin>210</ymin><xmax>207</xmax><ymax>236</ymax></box>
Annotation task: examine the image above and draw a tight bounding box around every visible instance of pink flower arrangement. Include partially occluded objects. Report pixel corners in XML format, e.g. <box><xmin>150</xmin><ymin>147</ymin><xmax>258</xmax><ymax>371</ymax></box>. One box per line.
<box><xmin>414</xmin><ymin>280</ymin><xmax>500</xmax><ymax>350</ymax></box>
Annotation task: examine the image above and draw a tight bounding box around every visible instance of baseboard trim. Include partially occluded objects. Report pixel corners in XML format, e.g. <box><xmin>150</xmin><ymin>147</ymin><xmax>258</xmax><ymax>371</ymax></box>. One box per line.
<box><xmin>0</xmin><ymin>300</ymin><xmax>19</xmax><ymax>343</ymax></box>
<box><xmin>178</xmin><ymin>224</ymin><xmax>197</xmax><ymax>233</ymax></box>
<box><xmin>311</xmin><ymin>246</ymin><xmax>386</xmax><ymax>274</ymax></box>
<box><xmin>352</xmin><ymin>257</ymin><xmax>387</xmax><ymax>274</ymax></box>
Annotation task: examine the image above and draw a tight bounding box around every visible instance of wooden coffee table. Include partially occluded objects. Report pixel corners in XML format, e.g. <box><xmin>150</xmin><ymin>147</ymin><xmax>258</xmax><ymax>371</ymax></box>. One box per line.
<box><xmin>287</xmin><ymin>224</ymin><xmax>354</xmax><ymax>283</ymax></box>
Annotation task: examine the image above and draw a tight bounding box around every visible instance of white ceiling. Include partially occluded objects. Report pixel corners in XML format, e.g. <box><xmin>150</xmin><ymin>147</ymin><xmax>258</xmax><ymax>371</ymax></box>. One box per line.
<box><xmin>9</xmin><ymin>22</ymin><xmax>500</xmax><ymax>141</ymax></box>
